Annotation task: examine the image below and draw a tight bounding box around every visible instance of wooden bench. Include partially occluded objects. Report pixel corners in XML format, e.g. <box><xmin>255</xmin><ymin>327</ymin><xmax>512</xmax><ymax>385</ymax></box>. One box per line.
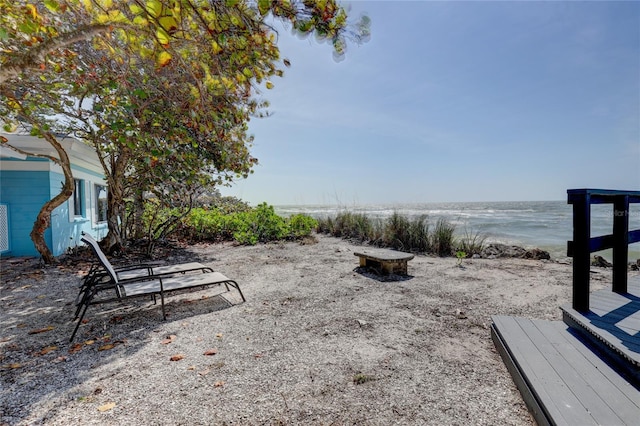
<box><xmin>353</xmin><ymin>248</ymin><xmax>414</xmax><ymax>275</ymax></box>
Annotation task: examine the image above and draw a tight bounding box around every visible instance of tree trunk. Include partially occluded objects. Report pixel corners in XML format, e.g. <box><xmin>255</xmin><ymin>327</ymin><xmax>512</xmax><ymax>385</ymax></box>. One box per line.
<box><xmin>29</xmin><ymin>133</ymin><xmax>75</xmax><ymax>264</ymax></box>
<box><xmin>102</xmin><ymin>149</ymin><xmax>129</xmax><ymax>253</ymax></box>
<box><xmin>133</xmin><ymin>188</ymin><xmax>145</xmax><ymax>239</ymax></box>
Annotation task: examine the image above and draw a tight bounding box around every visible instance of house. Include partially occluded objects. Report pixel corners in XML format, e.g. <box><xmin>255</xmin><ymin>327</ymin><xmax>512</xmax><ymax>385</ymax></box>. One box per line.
<box><xmin>0</xmin><ymin>130</ymin><xmax>108</xmax><ymax>257</ymax></box>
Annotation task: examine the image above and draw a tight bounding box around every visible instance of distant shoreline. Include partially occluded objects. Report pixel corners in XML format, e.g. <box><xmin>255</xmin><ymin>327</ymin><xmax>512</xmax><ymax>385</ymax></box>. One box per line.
<box><xmin>273</xmin><ymin>201</ymin><xmax>640</xmax><ymax>263</ymax></box>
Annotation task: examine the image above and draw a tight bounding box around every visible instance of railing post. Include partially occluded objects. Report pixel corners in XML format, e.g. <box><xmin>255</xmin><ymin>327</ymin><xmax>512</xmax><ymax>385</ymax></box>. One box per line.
<box><xmin>572</xmin><ymin>193</ymin><xmax>591</xmax><ymax>312</ymax></box>
<box><xmin>612</xmin><ymin>195</ymin><xmax>629</xmax><ymax>294</ymax></box>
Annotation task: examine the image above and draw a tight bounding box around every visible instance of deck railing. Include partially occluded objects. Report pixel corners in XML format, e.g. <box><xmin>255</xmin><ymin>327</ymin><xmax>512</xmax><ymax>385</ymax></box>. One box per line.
<box><xmin>567</xmin><ymin>189</ymin><xmax>640</xmax><ymax>312</ymax></box>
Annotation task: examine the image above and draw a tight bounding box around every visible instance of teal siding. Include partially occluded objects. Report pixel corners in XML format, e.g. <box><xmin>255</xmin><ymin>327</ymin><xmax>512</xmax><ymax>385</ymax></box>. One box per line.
<box><xmin>0</xmin><ymin>167</ymin><xmax>107</xmax><ymax>257</ymax></box>
<box><xmin>0</xmin><ymin>170</ymin><xmax>53</xmax><ymax>256</ymax></box>
<box><xmin>48</xmin><ymin>171</ymin><xmax>101</xmax><ymax>256</ymax></box>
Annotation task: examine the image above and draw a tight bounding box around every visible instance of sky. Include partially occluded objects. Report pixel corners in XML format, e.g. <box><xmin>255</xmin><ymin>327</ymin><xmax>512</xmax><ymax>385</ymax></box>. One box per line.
<box><xmin>220</xmin><ymin>1</ymin><xmax>640</xmax><ymax>206</ymax></box>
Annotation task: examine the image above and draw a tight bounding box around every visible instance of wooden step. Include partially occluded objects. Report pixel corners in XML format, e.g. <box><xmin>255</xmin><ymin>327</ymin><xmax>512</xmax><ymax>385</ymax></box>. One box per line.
<box><xmin>560</xmin><ymin>276</ymin><xmax>640</xmax><ymax>384</ymax></box>
<box><xmin>492</xmin><ymin>315</ymin><xmax>640</xmax><ymax>426</ymax></box>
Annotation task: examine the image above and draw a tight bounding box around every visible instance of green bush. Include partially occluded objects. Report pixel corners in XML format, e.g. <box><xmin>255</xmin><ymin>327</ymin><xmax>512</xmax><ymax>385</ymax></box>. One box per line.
<box><xmin>232</xmin><ymin>203</ymin><xmax>288</xmax><ymax>244</ymax></box>
<box><xmin>288</xmin><ymin>214</ymin><xmax>318</xmax><ymax>238</ymax></box>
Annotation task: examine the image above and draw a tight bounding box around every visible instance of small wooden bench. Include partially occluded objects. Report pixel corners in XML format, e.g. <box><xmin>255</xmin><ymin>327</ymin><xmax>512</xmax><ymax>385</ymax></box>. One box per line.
<box><xmin>354</xmin><ymin>248</ymin><xmax>414</xmax><ymax>275</ymax></box>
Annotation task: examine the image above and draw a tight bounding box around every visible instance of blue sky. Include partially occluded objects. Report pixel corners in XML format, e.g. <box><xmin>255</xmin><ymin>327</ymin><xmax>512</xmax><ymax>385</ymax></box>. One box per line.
<box><xmin>221</xmin><ymin>1</ymin><xmax>640</xmax><ymax>206</ymax></box>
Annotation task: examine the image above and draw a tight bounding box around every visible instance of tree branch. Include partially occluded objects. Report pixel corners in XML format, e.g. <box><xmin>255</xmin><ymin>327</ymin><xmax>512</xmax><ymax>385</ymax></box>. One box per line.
<box><xmin>0</xmin><ymin>24</ymin><xmax>112</xmax><ymax>84</ymax></box>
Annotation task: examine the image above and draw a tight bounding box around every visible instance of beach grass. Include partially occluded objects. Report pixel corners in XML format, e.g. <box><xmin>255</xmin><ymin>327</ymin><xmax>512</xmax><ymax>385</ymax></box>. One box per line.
<box><xmin>316</xmin><ymin>210</ymin><xmax>485</xmax><ymax>257</ymax></box>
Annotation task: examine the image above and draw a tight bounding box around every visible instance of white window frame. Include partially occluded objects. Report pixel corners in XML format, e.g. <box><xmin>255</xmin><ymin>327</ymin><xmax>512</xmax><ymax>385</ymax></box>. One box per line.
<box><xmin>94</xmin><ymin>184</ymin><xmax>108</xmax><ymax>224</ymax></box>
<box><xmin>69</xmin><ymin>178</ymin><xmax>86</xmax><ymax>221</ymax></box>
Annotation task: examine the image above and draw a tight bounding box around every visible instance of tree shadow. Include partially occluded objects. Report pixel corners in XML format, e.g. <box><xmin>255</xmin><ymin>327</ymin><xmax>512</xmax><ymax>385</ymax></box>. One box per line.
<box><xmin>0</xmin><ymin>260</ymin><xmax>242</xmax><ymax>424</ymax></box>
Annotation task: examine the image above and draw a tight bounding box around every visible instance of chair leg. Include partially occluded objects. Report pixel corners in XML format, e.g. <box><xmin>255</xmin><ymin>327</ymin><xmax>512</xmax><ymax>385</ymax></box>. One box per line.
<box><xmin>231</xmin><ymin>281</ymin><xmax>246</xmax><ymax>302</ymax></box>
<box><xmin>70</xmin><ymin>302</ymin><xmax>90</xmax><ymax>342</ymax></box>
<box><xmin>160</xmin><ymin>291</ymin><xmax>166</xmax><ymax>320</ymax></box>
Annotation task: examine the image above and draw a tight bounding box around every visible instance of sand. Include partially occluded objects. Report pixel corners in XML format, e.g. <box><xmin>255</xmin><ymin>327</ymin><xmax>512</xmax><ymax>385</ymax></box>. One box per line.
<box><xmin>0</xmin><ymin>234</ymin><xmax>614</xmax><ymax>425</ymax></box>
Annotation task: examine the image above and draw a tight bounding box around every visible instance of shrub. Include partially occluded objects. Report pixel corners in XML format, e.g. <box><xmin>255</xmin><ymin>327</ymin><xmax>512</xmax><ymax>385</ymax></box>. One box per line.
<box><xmin>233</xmin><ymin>203</ymin><xmax>288</xmax><ymax>245</ymax></box>
<box><xmin>288</xmin><ymin>214</ymin><xmax>318</xmax><ymax>239</ymax></box>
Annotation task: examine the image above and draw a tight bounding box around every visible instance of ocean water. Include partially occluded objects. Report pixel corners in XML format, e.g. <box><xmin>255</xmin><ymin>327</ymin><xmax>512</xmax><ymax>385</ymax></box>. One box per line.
<box><xmin>275</xmin><ymin>201</ymin><xmax>640</xmax><ymax>261</ymax></box>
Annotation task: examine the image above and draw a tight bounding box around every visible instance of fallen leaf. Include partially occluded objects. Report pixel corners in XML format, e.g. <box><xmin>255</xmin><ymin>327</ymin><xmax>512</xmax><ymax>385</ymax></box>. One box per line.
<box><xmin>98</xmin><ymin>344</ymin><xmax>116</xmax><ymax>351</ymax></box>
<box><xmin>2</xmin><ymin>363</ymin><xmax>22</xmax><ymax>369</ymax></box>
<box><xmin>254</xmin><ymin>353</ymin><xmax>264</xmax><ymax>359</ymax></box>
<box><xmin>198</xmin><ymin>368</ymin><xmax>210</xmax><ymax>376</ymax></box>
<box><xmin>0</xmin><ymin>337</ymin><xmax>11</xmax><ymax>343</ymax></box>
<box><xmin>161</xmin><ymin>335</ymin><xmax>177</xmax><ymax>345</ymax></box>
<box><xmin>203</xmin><ymin>349</ymin><xmax>218</xmax><ymax>356</ymax></box>
<box><xmin>16</xmin><ymin>323</ymin><xmax>27</xmax><ymax>328</ymax></box>
<box><xmin>97</xmin><ymin>402</ymin><xmax>116</xmax><ymax>412</ymax></box>
<box><xmin>52</xmin><ymin>356</ymin><xmax>67</xmax><ymax>363</ymax></box>
<box><xmin>69</xmin><ymin>344</ymin><xmax>83</xmax><ymax>354</ymax></box>
<box><xmin>187</xmin><ymin>365</ymin><xmax>196</xmax><ymax>370</ymax></box>
<box><xmin>84</xmin><ymin>340</ymin><xmax>95</xmax><ymax>345</ymax></box>
<box><xmin>214</xmin><ymin>380</ymin><xmax>225</xmax><ymax>387</ymax></box>
<box><xmin>36</xmin><ymin>345</ymin><xmax>58</xmax><ymax>356</ymax></box>
<box><xmin>170</xmin><ymin>354</ymin><xmax>185</xmax><ymax>361</ymax></box>
<box><xmin>28</xmin><ymin>326</ymin><xmax>54</xmax><ymax>335</ymax></box>
<box><xmin>215</xmin><ymin>333</ymin><xmax>223</xmax><ymax>339</ymax></box>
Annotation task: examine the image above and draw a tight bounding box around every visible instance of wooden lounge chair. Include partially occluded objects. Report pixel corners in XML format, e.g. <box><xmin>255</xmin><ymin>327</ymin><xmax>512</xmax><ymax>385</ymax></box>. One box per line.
<box><xmin>70</xmin><ymin>234</ymin><xmax>245</xmax><ymax>341</ymax></box>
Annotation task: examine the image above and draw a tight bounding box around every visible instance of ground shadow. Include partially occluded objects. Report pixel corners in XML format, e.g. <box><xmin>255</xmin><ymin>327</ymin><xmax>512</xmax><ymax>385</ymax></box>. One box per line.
<box><xmin>0</xmin><ymin>254</ymin><xmax>242</xmax><ymax>425</ymax></box>
<box><xmin>352</xmin><ymin>266</ymin><xmax>414</xmax><ymax>282</ymax></box>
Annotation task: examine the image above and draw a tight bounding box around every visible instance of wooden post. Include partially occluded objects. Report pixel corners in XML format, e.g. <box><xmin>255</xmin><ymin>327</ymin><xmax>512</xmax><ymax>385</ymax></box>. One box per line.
<box><xmin>612</xmin><ymin>195</ymin><xmax>629</xmax><ymax>294</ymax></box>
<box><xmin>572</xmin><ymin>193</ymin><xmax>591</xmax><ymax>312</ymax></box>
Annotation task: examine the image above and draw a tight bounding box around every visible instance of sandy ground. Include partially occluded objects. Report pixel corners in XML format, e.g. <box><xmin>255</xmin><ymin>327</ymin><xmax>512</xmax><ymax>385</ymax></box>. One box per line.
<box><xmin>0</xmin><ymin>234</ymin><xmax>614</xmax><ymax>425</ymax></box>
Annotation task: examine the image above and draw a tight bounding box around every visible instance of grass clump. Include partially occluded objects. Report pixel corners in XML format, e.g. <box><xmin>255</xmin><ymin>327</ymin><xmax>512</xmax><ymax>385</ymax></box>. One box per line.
<box><xmin>432</xmin><ymin>218</ymin><xmax>455</xmax><ymax>257</ymax></box>
<box><xmin>381</xmin><ymin>212</ymin><xmax>430</xmax><ymax>252</ymax></box>
<box><xmin>317</xmin><ymin>210</ymin><xmax>485</xmax><ymax>258</ymax></box>
<box><xmin>353</xmin><ymin>373</ymin><xmax>376</xmax><ymax>385</ymax></box>
<box><xmin>317</xmin><ymin>211</ymin><xmax>378</xmax><ymax>243</ymax></box>
<box><xmin>457</xmin><ymin>227</ymin><xmax>487</xmax><ymax>258</ymax></box>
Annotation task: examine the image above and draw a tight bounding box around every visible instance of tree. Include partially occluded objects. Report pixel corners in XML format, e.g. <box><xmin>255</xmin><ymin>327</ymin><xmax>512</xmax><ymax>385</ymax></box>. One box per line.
<box><xmin>1</xmin><ymin>0</ymin><xmax>370</xmax><ymax>261</ymax></box>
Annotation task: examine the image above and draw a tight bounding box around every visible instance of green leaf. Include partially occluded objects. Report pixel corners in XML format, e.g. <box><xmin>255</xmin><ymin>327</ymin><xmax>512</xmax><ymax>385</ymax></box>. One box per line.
<box><xmin>18</xmin><ymin>22</ymin><xmax>39</xmax><ymax>35</ymax></box>
<box><xmin>129</xmin><ymin>4</ymin><xmax>144</xmax><ymax>15</ymax></box>
<box><xmin>146</xmin><ymin>0</ymin><xmax>163</xmax><ymax>18</ymax></box>
<box><xmin>43</xmin><ymin>0</ymin><xmax>60</xmax><ymax>12</ymax></box>
<box><xmin>257</xmin><ymin>0</ymin><xmax>270</xmax><ymax>16</ymax></box>
<box><xmin>133</xmin><ymin>89</ymin><xmax>148</xmax><ymax>99</ymax></box>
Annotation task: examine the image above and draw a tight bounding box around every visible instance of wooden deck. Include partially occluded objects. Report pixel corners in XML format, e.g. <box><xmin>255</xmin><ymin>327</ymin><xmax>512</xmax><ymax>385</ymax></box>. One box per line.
<box><xmin>492</xmin><ymin>275</ymin><xmax>640</xmax><ymax>426</ymax></box>
<box><xmin>561</xmin><ymin>277</ymin><xmax>640</xmax><ymax>373</ymax></box>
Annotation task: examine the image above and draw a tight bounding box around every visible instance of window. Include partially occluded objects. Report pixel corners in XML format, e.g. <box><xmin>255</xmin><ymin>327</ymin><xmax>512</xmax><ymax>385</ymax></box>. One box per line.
<box><xmin>73</xmin><ymin>179</ymin><xmax>84</xmax><ymax>217</ymax></box>
<box><xmin>95</xmin><ymin>184</ymin><xmax>108</xmax><ymax>223</ymax></box>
